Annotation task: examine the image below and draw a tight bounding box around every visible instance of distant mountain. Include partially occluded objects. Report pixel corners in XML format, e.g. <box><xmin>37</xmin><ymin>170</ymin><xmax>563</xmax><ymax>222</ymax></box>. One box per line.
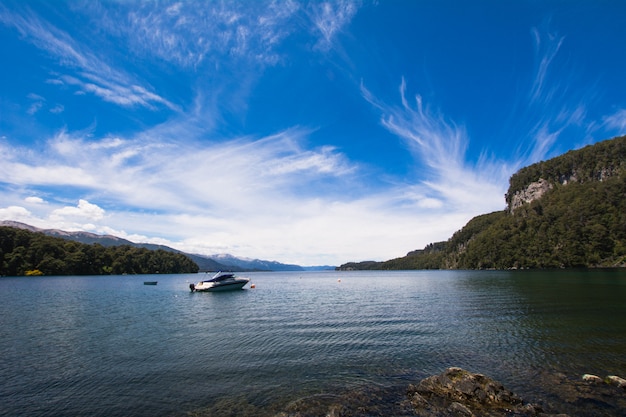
<box><xmin>209</xmin><ymin>253</ymin><xmax>303</xmax><ymax>271</ymax></box>
<box><xmin>300</xmin><ymin>265</ymin><xmax>337</xmax><ymax>271</ymax></box>
<box><xmin>0</xmin><ymin>221</ymin><xmax>136</xmax><ymax>246</ymax></box>
<box><xmin>338</xmin><ymin>135</ymin><xmax>626</xmax><ymax>270</ymax></box>
<box><xmin>0</xmin><ymin>221</ymin><xmax>331</xmax><ymax>271</ymax></box>
<box><xmin>208</xmin><ymin>254</ymin><xmax>335</xmax><ymax>271</ymax></box>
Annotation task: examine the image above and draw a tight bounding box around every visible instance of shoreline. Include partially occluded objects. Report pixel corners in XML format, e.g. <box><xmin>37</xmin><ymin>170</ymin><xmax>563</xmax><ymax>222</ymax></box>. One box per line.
<box><xmin>183</xmin><ymin>368</ymin><xmax>626</xmax><ymax>417</ymax></box>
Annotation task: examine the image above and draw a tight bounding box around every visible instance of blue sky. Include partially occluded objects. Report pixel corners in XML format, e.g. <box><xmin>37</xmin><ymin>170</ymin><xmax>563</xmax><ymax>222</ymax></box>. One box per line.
<box><xmin>1</xmin><ymin>1</ymin><xmax>625</xmax><ymax>266</ymax></box>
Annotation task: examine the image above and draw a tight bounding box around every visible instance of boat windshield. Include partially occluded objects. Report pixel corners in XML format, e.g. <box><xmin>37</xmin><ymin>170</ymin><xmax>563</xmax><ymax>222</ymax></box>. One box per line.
<box><xmin>204</xmin><ymin>272</ymin><xmax>235</xmax><ymax>282</ymax></box>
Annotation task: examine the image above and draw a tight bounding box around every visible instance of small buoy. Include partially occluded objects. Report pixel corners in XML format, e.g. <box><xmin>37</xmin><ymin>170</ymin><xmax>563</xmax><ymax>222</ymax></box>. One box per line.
<box><xmin>250</xmin><ymin>283</ymin><xmax>256</xmax><ymax>289</ymax></box>
<box><xmin>337</xmin><ymin>278</ymin><xmax>341</xmax><ymax>282</ymax></box>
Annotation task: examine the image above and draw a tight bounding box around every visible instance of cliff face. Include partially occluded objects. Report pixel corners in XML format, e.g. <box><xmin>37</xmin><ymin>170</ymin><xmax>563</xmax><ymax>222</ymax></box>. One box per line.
<box><xmin>507</xmin><ymin>179</ymin><xmax>553</xmax><ymax>212</ymax></box>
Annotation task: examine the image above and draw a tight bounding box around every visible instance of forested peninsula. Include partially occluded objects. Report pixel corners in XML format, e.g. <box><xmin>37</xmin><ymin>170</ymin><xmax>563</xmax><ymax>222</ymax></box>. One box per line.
<box><xmin>0</xmin><ymin>227</ymin><xmax>199</xmax><ymax>276</ymax></box>
<box><xmin>339</xmin><ymin>135</ymin><xmax>626</xmax><ymax>270</ymax></box>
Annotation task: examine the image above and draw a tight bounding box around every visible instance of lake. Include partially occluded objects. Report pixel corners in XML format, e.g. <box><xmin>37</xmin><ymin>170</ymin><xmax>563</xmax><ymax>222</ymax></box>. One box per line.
<box><xmin>1</xmin><ymin>270</ymin><xmax>625</xmax><ymax>416</ymax></box>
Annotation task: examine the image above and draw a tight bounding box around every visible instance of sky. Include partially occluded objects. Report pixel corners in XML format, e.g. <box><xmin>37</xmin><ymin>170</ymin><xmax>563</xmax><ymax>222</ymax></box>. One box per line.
<box><xmin>1</xmin><ymin>1</ymin><xmax>626</xmax><ymax>266</ymax></box>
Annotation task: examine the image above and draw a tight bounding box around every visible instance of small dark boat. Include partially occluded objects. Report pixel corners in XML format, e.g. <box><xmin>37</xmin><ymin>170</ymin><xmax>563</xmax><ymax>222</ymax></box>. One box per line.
<box><xmin>143</xmin><ymin>281</ymin><xmax>158</xmax><ymax>285</ymax></box>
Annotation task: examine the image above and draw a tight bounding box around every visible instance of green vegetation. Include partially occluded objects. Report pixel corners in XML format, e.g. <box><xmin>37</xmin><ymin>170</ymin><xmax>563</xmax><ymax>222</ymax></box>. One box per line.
<box><xmin>0</xmin><ymin>227</ymin><xmax>199</xmax><ymax>276</ymax></box>
<box><xmin>506</xmin><ymin>135</ymin><xmax>626</xmax><ymax>206</ymax></box>
<box><xmin>338</xmin><ymin>135</ymin><xmax>626</xmax><ymax>270</ymax></box>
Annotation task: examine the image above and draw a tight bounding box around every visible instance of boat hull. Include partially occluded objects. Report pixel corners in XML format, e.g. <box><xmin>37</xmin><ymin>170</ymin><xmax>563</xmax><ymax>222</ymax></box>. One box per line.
<box><xmin>190</xmin><ymin>278</ymin><xmax>249</xmax><ymax>292</ymax></box>
<box><xmin>200</xmin><ymin>280</ymin><xmax>248</xmax><ymax>292</ymax></box>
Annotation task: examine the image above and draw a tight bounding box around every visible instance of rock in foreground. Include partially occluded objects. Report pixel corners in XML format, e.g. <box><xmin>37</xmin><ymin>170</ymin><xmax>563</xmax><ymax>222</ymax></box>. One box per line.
<box><xmin>406</xmin><ymin>367</ymin><xmax>559</xmax><ymax>417</ymax></box>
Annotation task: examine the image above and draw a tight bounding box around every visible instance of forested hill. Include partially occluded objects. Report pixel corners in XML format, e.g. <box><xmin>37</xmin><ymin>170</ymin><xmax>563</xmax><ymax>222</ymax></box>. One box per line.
<box><xmin>338</xmin><ymin>135</ymin><xmax>626</xmax><ymax>270</ymax></box>
<box><xmin>0</xmin><ymin>226</ymin><xmax>199</xmax><ymax>276</ymax></box>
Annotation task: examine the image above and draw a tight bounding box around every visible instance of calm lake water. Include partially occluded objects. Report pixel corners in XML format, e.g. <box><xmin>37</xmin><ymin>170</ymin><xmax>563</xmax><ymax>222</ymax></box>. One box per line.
<box><xmin>1</xmin><ymin>270</ymin><xmax>625</xmax><ymax>416</ymax></box>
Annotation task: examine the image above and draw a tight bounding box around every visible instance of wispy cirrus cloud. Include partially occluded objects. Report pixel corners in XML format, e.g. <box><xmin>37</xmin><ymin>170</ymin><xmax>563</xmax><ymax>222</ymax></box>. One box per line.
<box><xmin>26</xmin><ymin>93</ymin><xmax>64</xmax><ymax>115</ymax></box>
<box><xmin>74</xmin><ymin>0</ymin><xmax>360</xmax><ymax>68</ymax></box>
<box><xmin>0</xmin><ymin>4</ymin><xmax>177</xmax><ymax>111</ymax></box>
<box><xmin>309</xmin><ymin>0</ymin><xmax>360</xmax><ymax>51</ymax></box>
<box><xmin>529</xmin><ymin>26</ymin><xmax>565</xmax><ymax>106</ymax></box>
<box><xmin>0</xmin><ymin>125</ymin><xmax>355</xmax><ymax>215</ymax></box>
<box><xmin>603</xmin><ymin>109</ymin><xmax>626</xmax><ymax>134</ymax></box>
<box><xmin>361</xmin><ymin>77</ymin><xmax>508</xmax><ymax>215</ymax></box>
<box><xmin>76</xmin><ymin>0</ymin><xmax>301</xmax><ymax>68</ymax></box>
<box><xmin>522</xmin><ymin>25</ymin><xmax>597</xmax><ymax>163</ymax></box>
<box><xmin>523</xmin><ymin>26</ymin><xmax>575</xmax><ymax>163</ymax></box>
<box><xmin>26</xmin><ymin>93</ymin><xmax>45</xmax><ymax>115</ymax></box>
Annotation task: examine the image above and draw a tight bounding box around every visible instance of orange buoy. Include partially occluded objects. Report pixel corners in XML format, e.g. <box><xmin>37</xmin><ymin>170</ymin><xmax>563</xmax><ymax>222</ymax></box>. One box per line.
<box><xmin>250</xmin><ymin>283</ymin><xmax>256</xmax><ymax>288</ymax></box>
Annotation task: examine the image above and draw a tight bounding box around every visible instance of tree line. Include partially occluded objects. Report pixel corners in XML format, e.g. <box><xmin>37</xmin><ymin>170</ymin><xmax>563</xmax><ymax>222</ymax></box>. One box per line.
<box><xmin>338</xmin><ymin>135</ymin><xmax>626</xmax><ymax>270</ymax></box>
<box><xmin>0</xmin><ymin>227</ymin><xmax>199</xmax><ymax>276</ymax></box>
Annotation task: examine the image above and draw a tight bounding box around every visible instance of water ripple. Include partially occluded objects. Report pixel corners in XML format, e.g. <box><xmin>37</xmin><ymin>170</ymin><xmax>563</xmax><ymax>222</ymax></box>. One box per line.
<box><xmin>1</xmin><ymin>270</ymin><xmax>625</xmax><ymax>416</ymax></box>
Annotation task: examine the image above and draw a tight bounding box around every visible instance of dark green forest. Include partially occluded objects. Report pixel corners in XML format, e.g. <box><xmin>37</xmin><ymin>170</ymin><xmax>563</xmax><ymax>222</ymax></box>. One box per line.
<box><xmin>0</xmin><ymin>227</ymin><xmax>199</xmax><ymax>276</ymax></box>
<box><xmin>339</xmin><ymin>135</ymin><xmax>626</xmax><ymax>270</ymax></box>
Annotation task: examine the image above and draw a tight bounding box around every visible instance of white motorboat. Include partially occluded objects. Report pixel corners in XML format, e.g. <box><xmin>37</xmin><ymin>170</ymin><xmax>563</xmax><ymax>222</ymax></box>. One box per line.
<box><xmin>189</xmin><ymin>271</ymin><xmax>250</xmax><ymax>292</ymax></box>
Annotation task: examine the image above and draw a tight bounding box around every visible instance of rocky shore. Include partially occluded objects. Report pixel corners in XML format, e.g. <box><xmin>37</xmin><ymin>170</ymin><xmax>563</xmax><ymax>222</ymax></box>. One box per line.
<box><xmin>189</xmin><ymin>367</ymin><xmax>626</xmax><ymax>416</ymax></box>
<box><xmin>281</xmin><ymin>368</ymin><xmax>626</xmax><ymax>417</ymax></box>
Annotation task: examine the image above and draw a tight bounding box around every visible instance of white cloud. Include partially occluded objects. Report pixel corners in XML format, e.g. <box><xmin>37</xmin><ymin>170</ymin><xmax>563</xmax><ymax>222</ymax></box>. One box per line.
<box><xmin>0</xmin><ymin>199</ymin><xmax>109</xmax><ymax>234</ymax></box>
<box><xmin>0</xmin><ymin>6</ymin><xmax>177</xmax><ymax>111</ymax></box>
<box><xmin>529</xmin><ymin>26</ymin><xmax>565</xmax><ymax>106</ymax></box>
<box><xmin>49</xmin><ymin>104</ymin><xmax>64</xmax><ymax>114</ymax></box>
<box><xmin>26</xmin><ymin>93</ymin><xmax>45</xmax><ymax>115</ymax></box>
<box><xmin>362</xmin><ymin>78</ymin><xmax>508</xmax><ymax>215</ymax></box>
<box><xmin>25</xmin><ymin>196</ymin><xmax>46</xmax><ymax>204</ymax></box>
<box><xmin>309</xmin><ymin>0</ymin><xmax>359</xmax><ymax>51</ymax></box>
<box><xmin>27</xmin><ymin>101</ymin><xmax>43</xmax><ymax>115</ymax></box>
<box><xmin>70</xmin><ymin>0</ymin><xmax>359</xmax><ymax>69</ymax></box>
<box><xmin>521</xmin><ymin>25</ymin><xmax>598</xmax><ymax>164</ymax></box>
<box><xmin>80</xmin><ymin>0</ymin><xmax>301</xmax><ymax>68</ymax></box>
<box><xmin>603</xmin><ymin>109</ymin><xmax>626</xmax><ymax>134</ymax></box>
<box><xmin>50</xmin><ymin>199</ymin><xmax>105</xmax><ymax>222</ymax></box>
<box><xmin>0</xmin><ymin>206</ymin><xmax>34</xmax><ymax>221</ymax></box>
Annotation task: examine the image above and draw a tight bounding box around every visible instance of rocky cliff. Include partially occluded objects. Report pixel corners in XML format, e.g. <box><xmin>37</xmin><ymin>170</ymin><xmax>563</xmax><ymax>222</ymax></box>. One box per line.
<box><xmin>507</xmin><ymin>178</ymin><xmax>553</xmax><ymax>212</ymax></box>
<box><xmin>505</xmin><ymin>135</ymin><xmax>626</xmax><ymax>211</ymax></box>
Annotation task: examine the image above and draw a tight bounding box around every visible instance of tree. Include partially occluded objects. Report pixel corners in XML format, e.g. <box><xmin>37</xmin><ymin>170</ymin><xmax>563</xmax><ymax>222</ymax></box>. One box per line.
<box><xmin>0</xmin><ymin>226</ymin><xmax>199</xmax><ymax>276</ymax></box>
